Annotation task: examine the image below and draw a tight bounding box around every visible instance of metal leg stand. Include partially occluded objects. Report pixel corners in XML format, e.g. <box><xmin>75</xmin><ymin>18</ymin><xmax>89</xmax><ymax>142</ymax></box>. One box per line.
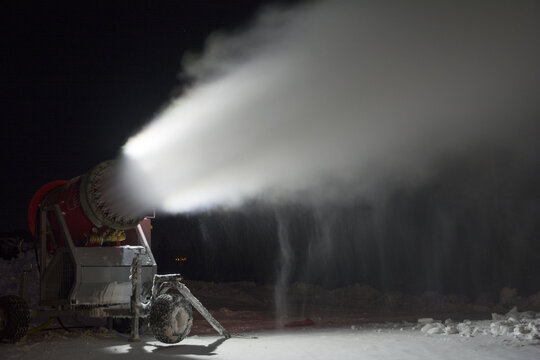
<box><xmin>129</xmin><ymin>253</ymin><xmax>141</xmax><ymax>342</ymax></box>
<box><xmin>177</xmin><ymin>283</ymin><xmax>231</xmax><ymax>338</ymax></box>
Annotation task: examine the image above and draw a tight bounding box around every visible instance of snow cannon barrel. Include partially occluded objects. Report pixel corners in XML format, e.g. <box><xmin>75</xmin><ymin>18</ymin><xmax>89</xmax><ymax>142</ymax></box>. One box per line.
<box><xmin>28</xmin><ymin>160</ymin><xmax>146</xmax><ymax>252</ymax></box>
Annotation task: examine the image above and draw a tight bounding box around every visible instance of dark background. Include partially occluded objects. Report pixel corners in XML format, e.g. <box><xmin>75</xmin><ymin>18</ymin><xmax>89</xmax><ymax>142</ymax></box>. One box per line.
<box><xmin>1</xmin><ymin>0</ymin><xmax>294</xmax><ymax>230</ymax></box>
<box><xmin>2</xmin><ymin>1</ymin><xmax>539</xmax><ymax>300</ymax></box>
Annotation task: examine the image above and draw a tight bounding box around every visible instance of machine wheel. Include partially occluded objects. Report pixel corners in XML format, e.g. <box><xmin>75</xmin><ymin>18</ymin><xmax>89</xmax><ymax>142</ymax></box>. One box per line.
<box><xmin>149</xmin><ymin>293</ymin><xmax>193</xmax><ymax>344</ymax></box>
<box><xmin>0</xmin><ymin>295</ymin><xmax>29</xmax><ymax>343</ymax></box>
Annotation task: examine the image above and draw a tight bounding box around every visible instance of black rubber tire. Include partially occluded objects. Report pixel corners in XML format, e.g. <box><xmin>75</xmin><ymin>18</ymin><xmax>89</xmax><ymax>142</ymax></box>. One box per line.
<box><xmin>149</xmin><ymin>293</ymin><xmax>193</xmax><ymax>344</ymax></box>
<box><xmin>0</xmin><ymin>295</ymin><xmax>29</xmax><ymax>343</ymax></box>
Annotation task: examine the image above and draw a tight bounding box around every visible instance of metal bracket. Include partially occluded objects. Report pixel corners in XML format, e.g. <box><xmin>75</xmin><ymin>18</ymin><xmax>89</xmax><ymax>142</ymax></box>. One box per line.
<box><xmin>176</xmin><ymin>282</ymin><xmax>230</xmax><ymax>338</ymax></box>
<box><xmin>151</xmin><ymin>274</ymin><xmax>230</xmax><ymax>339</ymax></box>
<box><xmin>129</xmin><ymin>252</ymin><xmax>142</xmax><ymax>342</ymax></box>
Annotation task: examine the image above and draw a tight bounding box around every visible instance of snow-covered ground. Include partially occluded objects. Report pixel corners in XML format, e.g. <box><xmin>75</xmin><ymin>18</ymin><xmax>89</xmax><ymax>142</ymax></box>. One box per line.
<box><xmin>2</xmin><ymin>251</ymin><xmax>540</xmax><ymax>359</ymax></box>
<box><xmin>2</xmin><ymin>323</ymin><xmax>540</xmax><ymax>360</ymax></box>
<box><xmin>2</xmin><ymin>308</ymin><xmax>540</xmax><ymax>360</ymax></box>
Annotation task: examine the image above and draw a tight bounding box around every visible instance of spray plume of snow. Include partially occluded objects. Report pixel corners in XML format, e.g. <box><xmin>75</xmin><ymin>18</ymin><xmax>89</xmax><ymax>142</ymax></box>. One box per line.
<box><xmin>122</xmin><ymin>0</ymin><xmax>540</xmax><ymax>214</ymax></box>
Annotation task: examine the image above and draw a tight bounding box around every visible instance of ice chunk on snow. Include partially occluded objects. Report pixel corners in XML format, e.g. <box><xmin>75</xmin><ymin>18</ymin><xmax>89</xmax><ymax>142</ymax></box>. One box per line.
<box><xmin>421</xmin><ymin>322</ymin><xmax>445</xmax><ymax>335</ymax></box>
<box><xmin>417</xmin><ymin>308</ymin><xmax>540</xmax><ymax>343</ymax></box>
<box><xmin>445</xmin><ymin>324</ymin><xmax>458</xmax><ymax>334</ymax></box>
<box><xmin>490</xmin><ymin>321</ymin><xmax>513</xmax><ymax>336</ymax></box>
<box><xmin>456</xmin><ymin>321</ymin><xmax>476</xmax><ymax>337</ymax></box>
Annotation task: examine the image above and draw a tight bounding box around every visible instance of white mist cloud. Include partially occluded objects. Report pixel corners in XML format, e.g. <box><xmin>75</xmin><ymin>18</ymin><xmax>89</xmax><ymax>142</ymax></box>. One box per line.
<box><xmin>122</xmin><ymin>0</ymin><xmax>540</xmax><ymax>213</ymax></box>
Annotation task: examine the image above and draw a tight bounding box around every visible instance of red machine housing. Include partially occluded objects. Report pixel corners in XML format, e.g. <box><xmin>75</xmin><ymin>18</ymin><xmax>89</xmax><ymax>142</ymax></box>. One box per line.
<box><xmin>28</xmin><ymin>161</ymin><xmax>147</xmax><ymax>252</ymax></box>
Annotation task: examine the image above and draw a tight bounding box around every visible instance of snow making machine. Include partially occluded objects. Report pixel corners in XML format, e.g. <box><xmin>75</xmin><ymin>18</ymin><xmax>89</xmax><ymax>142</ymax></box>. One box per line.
<box><xmin>0</xmin><ymin>160</ymin><xmax>229</xmax><ymax>343</ymax></box>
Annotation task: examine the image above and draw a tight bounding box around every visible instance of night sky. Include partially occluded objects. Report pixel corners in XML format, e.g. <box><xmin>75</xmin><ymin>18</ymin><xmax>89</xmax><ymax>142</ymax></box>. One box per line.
<box><xmin>1</xmin><ymin>0</ymin><xmax>295</xmax><ymax>231</ymax></box>
<box><xmin>2</xmin><ymin>1</ymin><xmax>539</xmax><ymax>299</ymax></box>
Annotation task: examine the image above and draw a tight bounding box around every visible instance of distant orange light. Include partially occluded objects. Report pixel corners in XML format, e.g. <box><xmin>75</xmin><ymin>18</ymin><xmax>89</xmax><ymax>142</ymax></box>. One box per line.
<box><xmin>174</xmin><ymin>257</ymin><xmax>188</xmax><ymax>262</ymax></box>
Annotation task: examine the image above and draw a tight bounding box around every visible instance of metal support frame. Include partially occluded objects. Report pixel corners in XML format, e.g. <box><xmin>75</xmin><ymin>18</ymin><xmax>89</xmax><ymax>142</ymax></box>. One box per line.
<box><xmin>152</xmin><ymin>274</ymin><xmax>230</xmax><ymax>339</ymax></box>
<box><xmin>176</xmin><ymin>282</ymin><xmax>230</xmax><ymax>338</ymax></box>
<box><xmin>19</xmin><ymin>270</ymin><xmax>29</xmax><ymax>303</ymax></box>
<box><xmin>136</xmin><ymin>224</ymin><xmax>154</xmax><ymax>263</ymax></box>
<box><xmin>38</xmin><ymin>205</ymin><xmax>79</xmax><ymax>306</ymax></box>
<box><xmin>129</xmin><ymin>253</ymin><xmax>142</xmax><ymax>342</ymax></box>
<box><xmin>39</xmin><ymin>207</ymin><xmax>47</xmax><ymax>275</ymax></box>
<box><xmin>33</xmin><ymin>204</ymin><xmax>229</xmax><ymax>341</ymax></box>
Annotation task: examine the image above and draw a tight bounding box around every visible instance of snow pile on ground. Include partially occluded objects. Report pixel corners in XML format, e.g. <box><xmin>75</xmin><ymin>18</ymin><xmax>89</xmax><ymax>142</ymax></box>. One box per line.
<box><xmin>416</xmin><ymin>307</ymin><xmax>540</xmax><ymax>342</ymax></box>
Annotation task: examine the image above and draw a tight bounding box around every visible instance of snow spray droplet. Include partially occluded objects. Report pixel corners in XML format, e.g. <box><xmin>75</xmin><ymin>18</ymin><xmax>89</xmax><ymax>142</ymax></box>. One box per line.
<box><xmin>122</xmin><ymin>0</ymin><xmax>540</xmax><ymax>213</ymax></box>
<box><xmin>275</xmin><ymin>212</ymin><xmax>293</xmax><ymax>323</ymax></box>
